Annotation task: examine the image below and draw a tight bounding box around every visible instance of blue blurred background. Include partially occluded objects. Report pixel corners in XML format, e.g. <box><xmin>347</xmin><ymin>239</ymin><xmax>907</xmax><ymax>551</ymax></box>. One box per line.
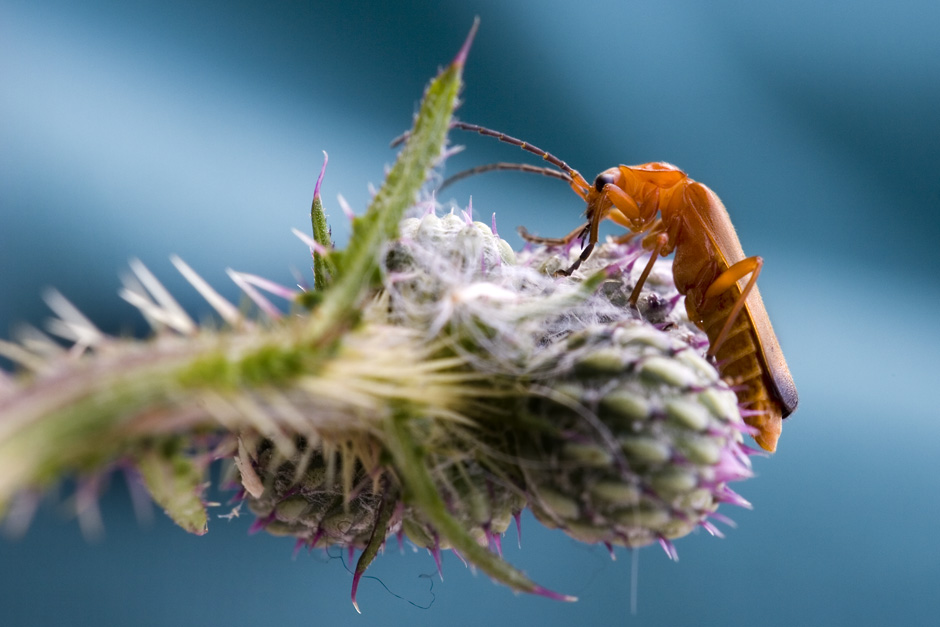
<box><xmin>2</xmin><ymin>0</ymin><xmax>940</xmax><ymax>625</ymax></box>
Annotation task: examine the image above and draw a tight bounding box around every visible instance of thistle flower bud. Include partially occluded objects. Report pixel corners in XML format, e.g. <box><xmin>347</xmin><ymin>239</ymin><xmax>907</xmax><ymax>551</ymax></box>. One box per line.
<box><xmin>224</xmin><ymin>208</ymin><xmax>753</xmax><ymax>603</ymax></box>
<box><xmin>375</xmin><ymin>214</ymin><xmax>753</xmax><ymax>554</ymax></box>
<box><xmin>518</xmin><ymin>319</ymin><xmax>751</xmax><ymax>548</ymax></box>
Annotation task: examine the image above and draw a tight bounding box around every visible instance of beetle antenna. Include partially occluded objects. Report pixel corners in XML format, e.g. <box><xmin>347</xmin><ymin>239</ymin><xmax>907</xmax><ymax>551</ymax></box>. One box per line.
<box><xmin>451</xmin><ymin>122</ymin><xmax>590</xmax><ymax>191</ymax></box>
<box><xmin>440</xmin><ymin>162</ymin><xmax>572</xmax><ymax>190</ymax></box>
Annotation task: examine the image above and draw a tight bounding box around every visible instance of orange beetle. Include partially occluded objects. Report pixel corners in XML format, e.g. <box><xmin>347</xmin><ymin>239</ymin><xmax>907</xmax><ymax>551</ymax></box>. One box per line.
<box><xmin>448</xmin><ymin>122</ymin><xmax>798</xmax><ymax>451</ymax></box>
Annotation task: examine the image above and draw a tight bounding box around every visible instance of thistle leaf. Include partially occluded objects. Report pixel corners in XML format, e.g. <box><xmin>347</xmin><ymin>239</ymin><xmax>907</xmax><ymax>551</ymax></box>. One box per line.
<box><xmin>351</xmin><ymin>484</ymin><xmax>397</xmax><ymax>613</ymax></box>
<box><xmin>310</xmin><ymin>151</ymin><xmax>336</xmax><ymax>291</ymax></box>
<box><xmin>135</xmin><ymin>442</ymin><xmax>208</xmax><ymax>535</ymax></box>
<box><xmin>307</xmin><ymin>20</ymin><xmax>475</xmax><ymax>340</ymax></box>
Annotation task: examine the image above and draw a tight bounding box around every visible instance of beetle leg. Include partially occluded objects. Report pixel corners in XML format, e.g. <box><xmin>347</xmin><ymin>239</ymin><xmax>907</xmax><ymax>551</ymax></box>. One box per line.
<box><xmin>629</xmin><ymin>232</ymin><xmax>669</xmax><ymax>306</ymax></box>
<box><xmin>609</xmin><ymin>209</ymin><xmax>638</xmax><ymax>245</ymax></box>
<box><xmin>518</xmin><ymin>221</ymin><xmax>588</xmax><ymax>246</ymax></box>
<box><xmin>558</xmin><ymin>210</ymin><xmax>605</xmax><ymax>275</ymax></box>
<box><xmin>559</xmin><ymin>241</ymin><xmax>595</xmax><ymax>276</ymax></box>
<box><xmin>603</xmin><ymin>184</ymin><xmax>641</xmax><ymax>222</ymax></box>
<box><xmin>703</xmin><ymin>256</ymin><xmax>763</xmax><ymax>357</ymax></box>
<box><xmin>606</xmin><ymin>186</ymin><xmax>651</xmax><ymax>246</ymax></box>
<box><xmin>613</xmin><ymin>230</ymin><xmax>640</xmax><ymax>245</ymax></box>
<box><xmin>608</xmin><ymin>208</ymin><xmax>632</xmax><ymax>229</ymax></box>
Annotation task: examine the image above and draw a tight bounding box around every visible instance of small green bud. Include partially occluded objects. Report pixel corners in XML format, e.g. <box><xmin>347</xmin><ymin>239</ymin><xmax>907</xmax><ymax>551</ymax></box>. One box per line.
<box><xmin>665</xmin><ymin>398</ymin><xmax>711</xmax><ymax>431</ymax></box>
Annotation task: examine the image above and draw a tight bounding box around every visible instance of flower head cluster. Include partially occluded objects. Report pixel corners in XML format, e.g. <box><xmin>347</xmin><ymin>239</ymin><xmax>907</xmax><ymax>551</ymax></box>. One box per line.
<box><xmin>0</xmin><ymin>23</ymin><xmax>762</xmax><ymax>609</ymax></box>
<box><xmin>235</xmin><ymin>201</ymin><xmax>756</xmax><ymax>605</ymax></box>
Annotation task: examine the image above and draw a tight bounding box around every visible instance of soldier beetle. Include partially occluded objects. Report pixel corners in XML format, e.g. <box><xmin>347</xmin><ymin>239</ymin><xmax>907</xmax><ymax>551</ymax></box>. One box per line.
<box><xmin>447</xmin><ymin>122</ymin><xmax>798</xmax><ymax>452</ymax></box>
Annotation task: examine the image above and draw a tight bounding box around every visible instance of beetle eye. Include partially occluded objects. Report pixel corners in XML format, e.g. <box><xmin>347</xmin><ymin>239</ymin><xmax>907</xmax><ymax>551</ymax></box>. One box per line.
<box><xmin>594</xmin><ymin>172</ymin><xmax>616</xmax><ymax>192</ymax></box>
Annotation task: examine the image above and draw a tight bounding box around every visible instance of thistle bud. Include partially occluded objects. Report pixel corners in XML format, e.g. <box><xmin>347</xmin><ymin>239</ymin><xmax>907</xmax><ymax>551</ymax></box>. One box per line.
<box><xmin>517</xmin><ymin>318</ymin><xmax>751</xmax><ymax>548</ymax></box>
<box><xmin>374</xmin><ymin>210</ymin><xmax>754</xmax><ymax>554</ymax></box>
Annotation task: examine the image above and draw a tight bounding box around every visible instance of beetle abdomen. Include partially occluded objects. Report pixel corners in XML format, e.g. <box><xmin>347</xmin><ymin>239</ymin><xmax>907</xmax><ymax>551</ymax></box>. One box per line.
<box><xmin>688</xmin><ymin>285</ymin><xmax>784</xmax><ymax>452</ymax></box>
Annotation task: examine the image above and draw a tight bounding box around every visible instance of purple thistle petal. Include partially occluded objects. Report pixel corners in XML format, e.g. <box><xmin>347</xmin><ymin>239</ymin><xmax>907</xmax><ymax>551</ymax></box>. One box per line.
<box><xmin>738</xmin><ymin>443</ymin><xmax>770</xmax><ymax>457</ymax></box>
<box><xmin>713</xmin><ymin>450</ymin><xmax>753</xmax><ymax>483</ymax></box>
<box><xmin>624</xmin><ymin>252</ymin><xmax>641</xmax><ymax>272</ymax></box>
<box><xmin>605</xmin><ymin>542</ymin><xmax>616</xmax><ymax>561</ymax></box>
<box><xmin>430</xmin><ymin>544</ymin><xmax>444</xmax><ymax>580</ymax></box>
<box><xmin>248</xmin><ymin>511</ymin><xmax>276</xmax><ymax>534</ymax></box>
<box><xmin>610</xmin><ymin>248</ymin><xmax>645</xmax><ymax>275</ymax></box>
<box><xmin>451</xmin><ymin>547</ymin><xmax>469</xmax><ymax>568</ymax></box>
<box><xmin>717</xmin><ymin>485</ymin><xmax>753</xmax><ymax>509</ymax></box>
<box><xmin>733</xmin><ymin>442</ymin><xmax>756</xmax><ymax>466</ymax></box>
<box><xmin>292</xmin><ymin>538</ymin><xmax>306</xmax><ymax>559</ymax></box>
<box><xmin>708</xmin><ymin>511</ymin><xmax>738</xmax><ymax>528</ymax></box>
<box><xmin>700</xmin><ymin>519</ymin><xmax>725</xmax><ymax>538</ymax></box>
<box><xmin>532</xmin><ymin>585</ymin><xmax>578</xmax><ymax>603</ymax></box>
<box><xmin>658</xmin><ymin>537</ymin><xmax>679</xmax><ymax>561</ymax></box>
<box><xmin>739</xmin><ymin>407</ymin><xmax>770</xmax><ymax>418</ymax></box>
<box><xmin>351</xmin><ymin>570</ymin><xmax>364</xmax><ymax>614</ymax></box>
<box><xmin>668</xmin><ymin>293</ymin><xmax>683</xmax><ymax>309</ymax></box>
<box><xmin>491</xmin><ymin>212</ymin><xmax>499</xmax><ymax>237</ymax></box>
<box><xmin>514</xmin><ymin>511</ymin><xmax>523</xmax><ymax>548</ymax></box>
<box><xmin>489</xmin><ymin>529</ymin><xmax>503</xmax><ymax>557</ymax></box>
